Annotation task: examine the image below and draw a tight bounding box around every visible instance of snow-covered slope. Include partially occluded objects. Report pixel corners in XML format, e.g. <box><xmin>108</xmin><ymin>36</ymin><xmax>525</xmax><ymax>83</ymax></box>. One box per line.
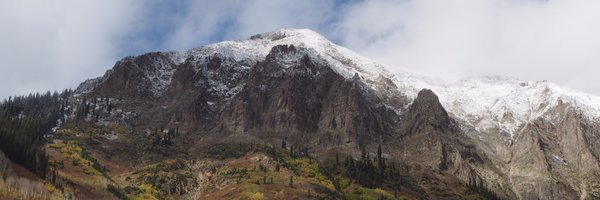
<box><xmin>394</xmin><ymin>73</ymin><xmax>600</xmax><ymax>137</ymax></box>
<box><xmin>176</xmin><ymin>28</ymin><xmax>392</xmax><ymax>79</ymax></box>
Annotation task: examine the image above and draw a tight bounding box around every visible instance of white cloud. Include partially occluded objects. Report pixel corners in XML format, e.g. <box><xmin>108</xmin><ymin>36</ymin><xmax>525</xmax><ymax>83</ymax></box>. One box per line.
<box><xmin>163</xmin><ymin>0</ymin><xmax>246</xmax><ymax>51</ymax></box>
<box><xmin>230</xmin><ymin>0</ymin><xmax>336</xmax><ymax>38</ymax></box>
<box><xmin>335</xmin><ymin>0</ymin><xmax>600</xmax><ymax>95</ymax></box>
<box><xmin>162</xmin><ymin>0</ymin><xmax>336</xmax><ymax>50</ymax></box>
<box><xmin>0</xmin><ymin>0</ymin><xmax>141</xmax><ymax>99</ymax></box>
<box><xmin>2</xmin><ymin>0</ymin><xmax>599</xmax><ymax>99</ymax></box>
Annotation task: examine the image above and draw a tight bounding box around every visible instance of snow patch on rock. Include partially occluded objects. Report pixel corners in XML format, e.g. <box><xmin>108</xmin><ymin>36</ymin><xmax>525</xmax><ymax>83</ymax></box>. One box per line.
<box><xmin>143</xmin><ymin>60</ymin><xmax>175</xmax><ymax>97</ymax></box>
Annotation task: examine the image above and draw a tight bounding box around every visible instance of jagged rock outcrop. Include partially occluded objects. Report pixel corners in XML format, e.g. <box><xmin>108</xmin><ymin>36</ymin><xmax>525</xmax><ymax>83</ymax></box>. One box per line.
<box><xmin>402</xmin><ymin>89</ymin><xmax>454</xmax><ymax>134</ymax></box>
<box><xmin>391</xmin><ymin>89</ymin><xmax>516</xmax><ymax>199</ymax></box>
<box><xmin>88</xmin><ymin>52</ymin><xmax>177</xmax><ymax>99</ymax></box>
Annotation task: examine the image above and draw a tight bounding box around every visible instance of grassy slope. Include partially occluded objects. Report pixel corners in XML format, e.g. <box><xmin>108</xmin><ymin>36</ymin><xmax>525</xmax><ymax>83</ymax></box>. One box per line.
<box><xmin>43</xmin><ymin>124</ymin><xmax>413</xmax><ymax>200</ymax></box>
<box><xmin>40</xmin><ymin>121</ymin><xmax>495</xmax><ymax>200</ymax></box>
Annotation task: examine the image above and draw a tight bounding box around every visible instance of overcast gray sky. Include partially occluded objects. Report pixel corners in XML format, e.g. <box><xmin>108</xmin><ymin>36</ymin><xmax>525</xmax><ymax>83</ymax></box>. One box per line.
<box><xmin>1</xmin><ymin>0</ymin><xmax>599</xmax><ymax>100</ymax></box>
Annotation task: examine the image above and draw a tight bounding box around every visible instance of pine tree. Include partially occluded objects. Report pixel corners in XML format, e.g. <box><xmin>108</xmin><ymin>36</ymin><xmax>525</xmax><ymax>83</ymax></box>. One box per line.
<box><xmin>107</xmin><ymin>102</ymin><xmax>112</xmax><ymax>113</ymax></box>
<box><xmin>361</xmin><ymin>147</ymin><xmax>367</xmax><ymax>161</ymax></box>
<box><xmin>377</xmin><ymin>144</ymin><xmax>383</xmax><ymax>168</ymax></box>
<box><xmin>377</xmin><ymin>144</ymin><xmax>385</xmax><ymax>186</ymax></box>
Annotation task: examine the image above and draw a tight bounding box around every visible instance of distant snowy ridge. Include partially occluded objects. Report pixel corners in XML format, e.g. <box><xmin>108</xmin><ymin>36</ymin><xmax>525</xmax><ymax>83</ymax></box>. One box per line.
<box><xmin>395</xmin><ymin>73</ymin><xmax>600</xmax><ymax>137</ymax></box>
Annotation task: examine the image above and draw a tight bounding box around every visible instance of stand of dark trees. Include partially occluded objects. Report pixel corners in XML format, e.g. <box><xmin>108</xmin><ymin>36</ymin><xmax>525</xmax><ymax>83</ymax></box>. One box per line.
<box><xmin>0</xmin><ymin>90</ymin><xmax>70</xmax><ymax>177</ymax></box>
<box><xmin>467</xmin><ymin>178</ymin><xmax>502</xmax><ymax>200</ymax></box>
<box><xmin>341</xmin><ymin>145</ymin><xmax>400</xmax><ymax>188</ymax></box>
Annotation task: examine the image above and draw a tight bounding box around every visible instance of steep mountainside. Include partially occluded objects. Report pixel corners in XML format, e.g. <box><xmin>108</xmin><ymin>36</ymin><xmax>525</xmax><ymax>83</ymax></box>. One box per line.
<box><xmin>71</xmin><ymin>29</ymin><xmax>600</xmax><ymax>199</ymax></box>
<box><xmin>8</xmin><ymin>28</ymin><xmax>597</xmax><ymax>199</ymax></box>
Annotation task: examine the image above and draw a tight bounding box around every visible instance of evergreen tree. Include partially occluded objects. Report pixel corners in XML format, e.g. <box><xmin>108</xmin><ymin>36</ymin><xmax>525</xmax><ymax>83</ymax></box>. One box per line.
<box><xmin>377</xmin><ymin>144</ymin><xmax>385</xmax><ymax>185</ymax></box>
<box><xmin>377</xmin><ymin>144</ymin><xmax>383</xmax><ymax>168</ymax></box>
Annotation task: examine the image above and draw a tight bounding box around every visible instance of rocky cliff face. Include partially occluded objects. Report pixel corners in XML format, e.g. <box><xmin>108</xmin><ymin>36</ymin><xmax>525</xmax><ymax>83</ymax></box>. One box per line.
<box><xmin>219</xmin><ymin>44</ymin><xmax>395</xmax><ymax>148</ymax></box>
<box><xmin>502</xmin><ymin>103</ymin><xmax>600</xmax><ymax>199</ymax></box>
<box><xmin>74</xmin><ymin>28</ymin><xmax>600</xmax><ymax>199</ymax></box>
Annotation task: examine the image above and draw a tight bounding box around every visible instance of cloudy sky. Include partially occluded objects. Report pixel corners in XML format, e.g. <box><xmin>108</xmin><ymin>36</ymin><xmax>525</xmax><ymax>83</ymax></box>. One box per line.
<box><xmin>1</xmin><ymin>0</ymin><xmax>599</xmax><ymax>99</ymax></box>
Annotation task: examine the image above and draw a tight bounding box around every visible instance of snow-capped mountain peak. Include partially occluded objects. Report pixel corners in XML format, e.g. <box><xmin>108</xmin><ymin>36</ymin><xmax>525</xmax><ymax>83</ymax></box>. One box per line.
<box><xmin>78</xmin><ymin>28</ymin><xmax>600</xmax><ymax>139</ymax></box>
<box><xmin>183</xmin><ymin>29</ymin><xmax>390</xmax><ymax>79</ymax></box>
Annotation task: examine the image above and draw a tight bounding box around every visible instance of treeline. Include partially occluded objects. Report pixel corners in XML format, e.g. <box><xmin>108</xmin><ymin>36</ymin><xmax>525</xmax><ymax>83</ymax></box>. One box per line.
<box><xmin>0</xmin><ymin>90</ymin><xmax>71</xmax><ymax>177</ymax></box>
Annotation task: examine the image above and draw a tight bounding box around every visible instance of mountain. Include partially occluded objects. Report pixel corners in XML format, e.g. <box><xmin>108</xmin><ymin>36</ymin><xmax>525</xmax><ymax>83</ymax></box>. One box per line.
<box><xmin>2</xmin><ymin>28</ymin><xmax>600</xmax><ymax>199</ymax></box>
